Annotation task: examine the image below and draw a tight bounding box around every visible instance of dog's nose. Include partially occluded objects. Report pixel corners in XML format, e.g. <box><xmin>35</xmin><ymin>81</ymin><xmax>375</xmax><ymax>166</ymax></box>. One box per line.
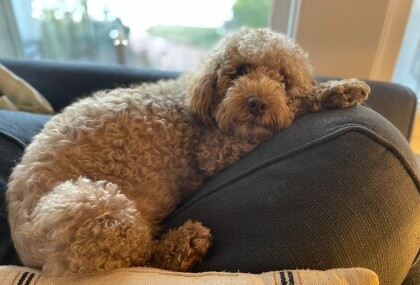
<box><xmin>247</xmin><ymin>97</ymin><xmax>267</xmax><ymax>116</ymax></box>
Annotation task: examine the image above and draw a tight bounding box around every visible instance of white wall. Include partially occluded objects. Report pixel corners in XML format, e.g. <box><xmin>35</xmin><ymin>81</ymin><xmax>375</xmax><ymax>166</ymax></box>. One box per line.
<box><xmin>0</xmin><ymin>0</ymin><xmax>23</xmax><ymax>57</ymax></box>
<box><xmin>295</xmin><ymin>0</ymin><xmax>412</xmax><ymax>81</ymax></box>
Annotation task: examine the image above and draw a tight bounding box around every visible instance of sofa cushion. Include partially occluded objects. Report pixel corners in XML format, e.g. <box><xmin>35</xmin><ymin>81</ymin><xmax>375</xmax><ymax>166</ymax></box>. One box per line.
<box><xmin>163</xmin><ymin>106</ymin><xmax>420</xmax><ymax>285</ymax></box>
<box><xmin>0</xmin><ymin>106</ymin><xmax>419</xmax><ymax>284</ymax></box>
<box><xmin>0</xmin><ymin>110</ymin><xmax>50</xmax><ymax>266</ymax></box>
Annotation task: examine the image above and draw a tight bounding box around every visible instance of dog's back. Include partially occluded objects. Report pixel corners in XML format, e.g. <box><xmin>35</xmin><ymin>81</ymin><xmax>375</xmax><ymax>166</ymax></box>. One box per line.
<box><xmin>7</xmin><ymin>78</ymin><xmax>207</xmax><ymax>275</ymax></box>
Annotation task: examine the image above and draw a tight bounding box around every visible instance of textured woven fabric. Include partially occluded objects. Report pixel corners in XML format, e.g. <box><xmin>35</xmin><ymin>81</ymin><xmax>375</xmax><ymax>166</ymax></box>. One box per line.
<box><xmin>318</xmin><ymin>76</ymin><xmax>417</xmax><ymax>141</ymax></box>
<box><xmin>164</xmin><ymin>106</ymin><xmax>420</xmax><ymax>285</ymax></box>
<box><xmin>0</xmin><ymin>135</ymin><xmax>23</xmax><ymax>266</ymax></box>
<box><xmin>0</xmin><ymin>266</ymin><xmax>379</xmax><ymax>285</ymax></box>
<box><xmin>0</xmin><ymin>110</ymin><xmax>50</xmax><ymax>267</ymax></box>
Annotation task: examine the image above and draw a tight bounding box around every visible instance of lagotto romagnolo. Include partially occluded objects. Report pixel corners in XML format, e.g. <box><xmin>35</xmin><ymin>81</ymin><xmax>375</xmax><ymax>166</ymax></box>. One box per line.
<box><xmin>7</xmin><ymin>28</ymin><xmax>369</xmax><ymax>276</ymax></box>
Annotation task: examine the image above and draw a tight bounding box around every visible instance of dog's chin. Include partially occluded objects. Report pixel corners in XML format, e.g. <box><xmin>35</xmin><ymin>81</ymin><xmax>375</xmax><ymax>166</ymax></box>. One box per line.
<box><xmin>230</xmin><ymin>123</ymin><xmax>275</xmax><ymax>141</ymax></box>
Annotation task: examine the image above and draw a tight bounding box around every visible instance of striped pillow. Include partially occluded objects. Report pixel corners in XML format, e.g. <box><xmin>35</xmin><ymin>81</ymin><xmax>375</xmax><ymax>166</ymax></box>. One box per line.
<box><xmin>0</xmin><ymin>266</ymin><xmax>378</xmax><ymax>285</ymax></box>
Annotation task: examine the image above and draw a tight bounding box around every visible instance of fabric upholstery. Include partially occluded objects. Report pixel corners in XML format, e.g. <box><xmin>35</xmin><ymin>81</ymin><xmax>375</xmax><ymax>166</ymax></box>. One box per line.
<box><xmin>0</xmin><ymin>110</ymin><xmax>49</xmax><ymax>266</ymax></box>
<box><xmin>0</xmin><ymin>59</ymin><xmax>179</xmax><ymax>111</ymax></box>
<box><xmin>163</xmin><ymin>106</ymin><xmax>420</xmax><ymax>285</ymax></box>
<box><xmin>0</xmin><ymin>266</ymin><xmax>379</xmax><ymax>285</ymax></box>
<box><xmin>318</xmin><ymin>76</ymin><xmax>417</xmax><ymax>141</ymax></box>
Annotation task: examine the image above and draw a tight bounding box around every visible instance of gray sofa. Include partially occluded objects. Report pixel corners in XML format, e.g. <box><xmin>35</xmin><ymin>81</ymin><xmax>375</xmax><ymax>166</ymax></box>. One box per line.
<box><xmin>0</xmin><ymin>59</ymin><xmax>419</xmax><ymax>285</ymax></box>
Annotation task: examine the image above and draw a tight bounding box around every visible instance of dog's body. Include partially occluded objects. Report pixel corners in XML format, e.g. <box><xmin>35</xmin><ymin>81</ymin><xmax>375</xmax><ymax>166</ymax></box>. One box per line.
<box><xmin>7</xmin><ymin>28</ymin><xmax>370</xmax><ymax>276</ymax></box>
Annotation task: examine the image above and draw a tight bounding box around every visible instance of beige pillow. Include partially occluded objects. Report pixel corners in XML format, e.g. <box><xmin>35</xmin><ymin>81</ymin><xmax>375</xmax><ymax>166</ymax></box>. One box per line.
<box><xmin>0</xmin><ymin>64</ymin><xmax>54</xmax><ymax>114</ymax></box>
<box><xmin>0</xmin><ymin>266</ymin><xmax>378</xmax><ymax>285</ymax></box>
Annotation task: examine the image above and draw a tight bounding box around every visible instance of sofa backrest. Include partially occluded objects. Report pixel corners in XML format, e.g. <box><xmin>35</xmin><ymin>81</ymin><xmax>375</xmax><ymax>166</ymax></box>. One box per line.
<box><xmin>1</xmin><ymin>59</ymin><xmax>417</xmax><ymax>141</ymax></box>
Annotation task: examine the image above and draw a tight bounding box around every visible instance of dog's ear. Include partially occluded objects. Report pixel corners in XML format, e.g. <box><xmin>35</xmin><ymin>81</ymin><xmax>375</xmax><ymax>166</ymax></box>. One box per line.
<box><xmin>186</xmin><ymin>61</ymin><xmax>220</xmax><ymax>126</ymax></box>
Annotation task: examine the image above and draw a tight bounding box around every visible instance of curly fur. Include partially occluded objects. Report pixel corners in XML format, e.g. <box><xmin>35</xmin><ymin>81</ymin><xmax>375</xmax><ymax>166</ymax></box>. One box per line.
<box><xmin>7</xmin><ymin>28</ymin><xmax>370</xmax><ymax>276</ymax></box>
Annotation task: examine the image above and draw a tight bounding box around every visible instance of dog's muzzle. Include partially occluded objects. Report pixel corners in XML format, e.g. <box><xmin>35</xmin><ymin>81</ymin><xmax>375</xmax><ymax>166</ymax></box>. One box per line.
<box><xmin>247</xmin><ymin>97</ymin><xmax>267</xmax><ymax>116</ymax></box>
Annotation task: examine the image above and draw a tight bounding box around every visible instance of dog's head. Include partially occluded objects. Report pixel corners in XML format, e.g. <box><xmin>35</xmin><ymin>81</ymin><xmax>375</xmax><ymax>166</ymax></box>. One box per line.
<box><xmin>186</xmin><ymin>28</ymin><xmax>315</xmax><ymax>140</ymax></box>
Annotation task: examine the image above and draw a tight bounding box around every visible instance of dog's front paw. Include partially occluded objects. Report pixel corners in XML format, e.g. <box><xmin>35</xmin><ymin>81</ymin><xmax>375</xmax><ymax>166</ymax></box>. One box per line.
<box><xmin>318</xmin><ymin>78</ymin><xmax>370</xmax><ymax>108</ymax></box>
<box><xmin>151</xmin><ymin>220</ymin><xmax>212</xmax><ymax>271</ymax></box>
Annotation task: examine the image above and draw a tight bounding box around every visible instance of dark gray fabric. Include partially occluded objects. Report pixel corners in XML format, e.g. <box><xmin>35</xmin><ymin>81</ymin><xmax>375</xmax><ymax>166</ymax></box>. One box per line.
<box><xmin>318</xmin><ymin>76</ymin><xmax>417</xmax><ymax>141</ymax></box>
<box><xmin>362</xmin><ymin>80</ymin><xmax>417</xmax><ymax>141</ymax></box>
<box><xmin>164</xmin><ymin>106</ymin><xmax>420</xmax><ymax>285</ymax></box>
<box><xmin>404</xmin><ymin>255</ymin><xmax>420</xmax><ymax>285</ymax></box>
<box><xmin>0</xmin><ymin>110</ymin><xmax>50</xmax><ymax>266</ymax></box>
<box><xmin>0</xmin><ymin>135</ymin><xmax>24</xmax><ymax>266</ymax></box>
<box><xmin>0</xmin><ymin>110</ymin><xmax>50</xmax><ymax>146</ymax></box>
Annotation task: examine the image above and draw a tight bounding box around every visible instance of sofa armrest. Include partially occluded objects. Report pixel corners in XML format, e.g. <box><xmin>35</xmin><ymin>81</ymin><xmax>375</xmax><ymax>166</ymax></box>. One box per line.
<box><xmin>318</xmin><ymin>76</ymin><xmax>417</xmax><ymax>141</ymax></box>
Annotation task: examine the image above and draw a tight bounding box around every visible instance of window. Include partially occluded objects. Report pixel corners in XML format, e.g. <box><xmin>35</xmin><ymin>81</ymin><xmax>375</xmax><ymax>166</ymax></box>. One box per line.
<box><xmin>393</xmin><ymin>0</ymin><xmax>420</xmax><ymax>99</ymax></box>
<box><xmin>7</xmin><ymin>0</ymin><xmax>274</xmax><ymax>71</ymax></box>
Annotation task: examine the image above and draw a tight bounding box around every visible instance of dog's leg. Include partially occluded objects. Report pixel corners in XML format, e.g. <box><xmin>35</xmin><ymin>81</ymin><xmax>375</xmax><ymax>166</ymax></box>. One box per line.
<box><xmin>31</xmin><ymin>177</ymin><xmax>153</xmax><ymax>276</ymax></box>
<box><xmin>314</xmin><ymin>78</ymin><xmax>370</xmax><ymax>109</ymax></box>
<box><xmin>197</xmin><ymin>131</ymin><xmax>259</xmax><ymax>176</ymax></box>
<box><xmin>149</xmin><ymin>220</ymin><xmax>212</xmax><ymax>271</ymax></box>
<box><xmin>292</xmin><ymin>78</ymin><xmax>370</xmax><ymax>115</ymax></box>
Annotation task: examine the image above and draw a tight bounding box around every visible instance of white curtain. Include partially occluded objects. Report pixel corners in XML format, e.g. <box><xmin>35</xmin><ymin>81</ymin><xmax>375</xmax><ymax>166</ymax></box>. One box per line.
<box><xmin>270</xmin><ymin>0</ymin><xmax>301</xmax><ymax>40</ymax></box>
<box><xmin>0</xmin><ymin>0</ymin><xmax>23</xmax><ymax>57</ymax></box>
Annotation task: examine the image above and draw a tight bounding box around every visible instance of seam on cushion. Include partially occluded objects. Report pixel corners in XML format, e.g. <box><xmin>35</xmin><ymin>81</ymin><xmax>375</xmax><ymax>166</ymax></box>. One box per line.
<box><xmin>406</xmin><ymin>88</ymin><xmax>417</xmax><ymax>142</ymax></box>
<box><xmin>395</xmin><ymin>85</ymin><xmax>417</xmax><ymax>142</ymax></box>
<box><xmin>166</xmin><ymin>123</ymin><xmax>420</xmax><ymax>221</ymax></box>
<box><xmin>392</xmin><ymin>84</ymin><xmax>418</xmax><ymax>142</ymax></box>
<box><xmin>0</xmin><ymin>129</ymin><xmax>27</xmax><ymax>149</ymax></box>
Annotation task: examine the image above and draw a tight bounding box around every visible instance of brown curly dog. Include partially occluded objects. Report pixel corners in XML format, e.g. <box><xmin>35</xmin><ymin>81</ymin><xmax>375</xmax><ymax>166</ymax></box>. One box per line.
<box><xmin>7</xmin><ymin>28</ymin><xmax>369</xmax><ymax>276</ymax></box>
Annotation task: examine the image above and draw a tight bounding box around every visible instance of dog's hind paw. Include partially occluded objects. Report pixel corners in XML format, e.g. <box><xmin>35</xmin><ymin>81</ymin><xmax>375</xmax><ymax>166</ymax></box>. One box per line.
<box><xmin>151</xmin><ymin>220</ymin><xmax>212</xmax><ymax>271</ymax></box>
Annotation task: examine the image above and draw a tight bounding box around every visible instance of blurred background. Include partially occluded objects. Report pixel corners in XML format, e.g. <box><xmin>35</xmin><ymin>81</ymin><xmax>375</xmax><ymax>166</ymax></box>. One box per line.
<box><xmin>0</xmin><ymin>0</ymin><xmax>418</xmax><ymax>96</ymax></box>
<box><xmin>0</xmin><ymin>0</ymin><xmax>417</xmax><ymax>91</ymax></box>
<box><xmin>2</xmin><ymin>0</ymin><xmax>273</xmax><ymax>71</ymax></box>
<box><xmin>2</xmin><ymin>0</ymin><xmax>420</xmax><ymax>150</ymax></box>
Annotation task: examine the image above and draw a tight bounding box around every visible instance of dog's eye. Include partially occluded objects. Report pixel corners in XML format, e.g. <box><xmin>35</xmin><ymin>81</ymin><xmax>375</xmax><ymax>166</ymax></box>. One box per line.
<box><xmin>284</xmin><ymin>77</ymin><xmax>291</xmax><ymax>90</ymax></box>
<box><xmin>236</xmin><ymin>64</ymin><xmax>251</xmax><ymax>76</ymax></box>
